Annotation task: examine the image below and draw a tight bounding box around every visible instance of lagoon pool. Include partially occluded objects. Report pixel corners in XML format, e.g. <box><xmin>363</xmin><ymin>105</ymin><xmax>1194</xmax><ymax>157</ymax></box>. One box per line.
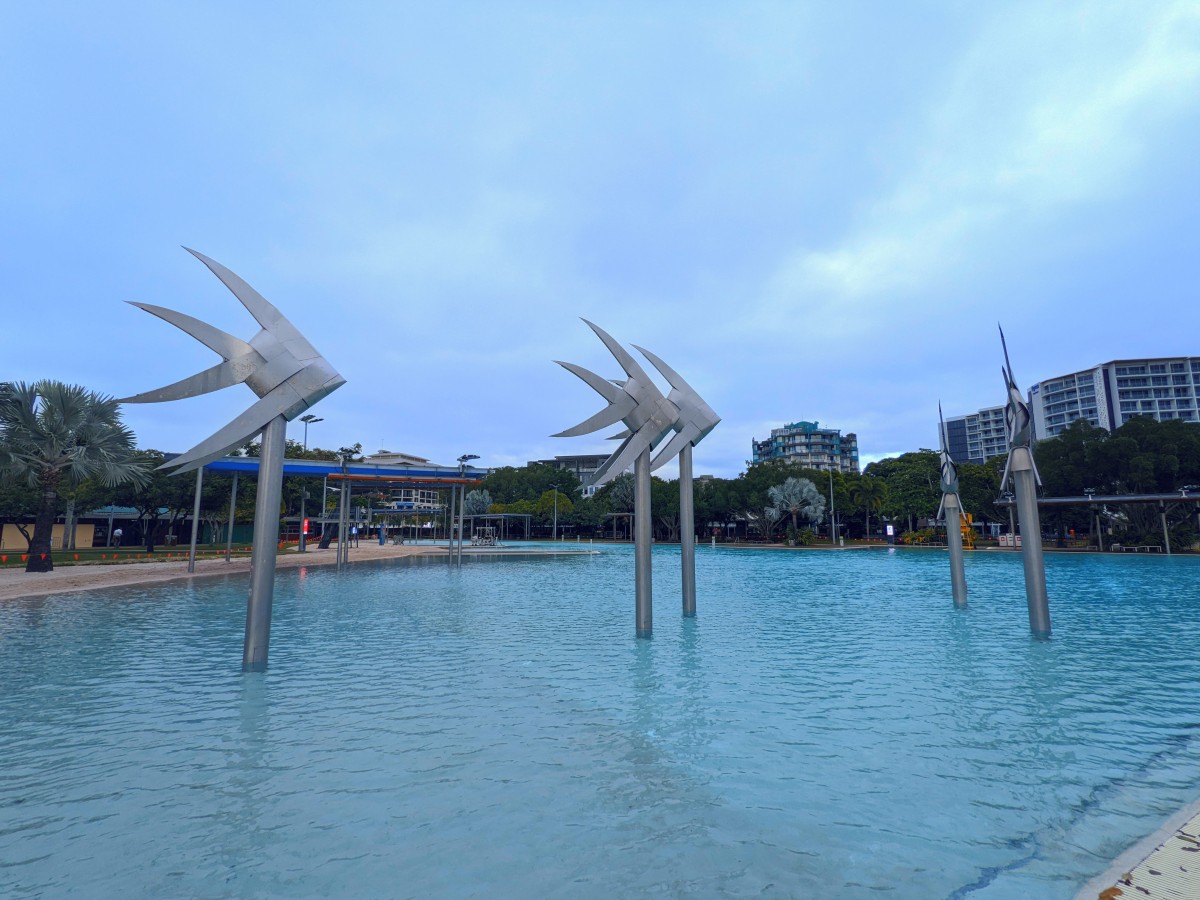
<box><xmin>3</xmin><ymin>546</ymin><xmax>1200</xmax><ymax>898</ymax></box>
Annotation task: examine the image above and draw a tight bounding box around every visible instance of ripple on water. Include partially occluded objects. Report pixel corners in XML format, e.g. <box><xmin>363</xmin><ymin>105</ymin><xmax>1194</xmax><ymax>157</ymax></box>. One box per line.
<box><xmin>2</xmin><ymin>547</ymin><xmax>1199</xmax><ymax>898</ymax></box>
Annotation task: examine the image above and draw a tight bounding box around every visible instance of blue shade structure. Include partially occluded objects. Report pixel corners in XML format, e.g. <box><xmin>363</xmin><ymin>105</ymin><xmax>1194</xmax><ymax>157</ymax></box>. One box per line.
<box><xmin>120</xmin><ymin>248</ymin><xmax>345</xmax><ymax>669</ymax></box>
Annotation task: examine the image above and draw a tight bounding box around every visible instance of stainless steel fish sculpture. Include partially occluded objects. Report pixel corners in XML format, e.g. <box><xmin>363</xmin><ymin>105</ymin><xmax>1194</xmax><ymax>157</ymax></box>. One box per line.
<box><xmin>553</xmin><ymin>320</ymin><xmax>680</xmax><ymax>488</ymax></box>
<box><xmin>120</xmin><ymin>248</ymin><xmax>346</xmax><ymax>473</ymax></box>
<box><xmin>998</xmin><ymin>324</ymin><xmax>1040</xmax><ymax>487</ymax></box>
<box><xmin>936</xmin><ymin>402</ymin><xmax>961</xmax><ymax>521</ymax></box>
<box><xmin>632</xmin><ymin>343</ymin><xmax>720</xmax><ymax>472</ymax></box>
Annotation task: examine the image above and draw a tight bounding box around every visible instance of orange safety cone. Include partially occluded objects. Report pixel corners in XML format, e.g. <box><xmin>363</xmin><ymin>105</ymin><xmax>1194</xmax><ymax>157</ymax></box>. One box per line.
<box><xmin>22</xmin><ymin>554</ymin><xmax>28</xmax><ymax>562</ymax></box>
<box><xmin>1</xmin><ymin>555</ymin><xmax>6</xmax><ymax>563</ymax></box>
<box><xmin>74</xmin><ymin>554</ymin><xmax>79</xmax><ymax>561</ymax></box>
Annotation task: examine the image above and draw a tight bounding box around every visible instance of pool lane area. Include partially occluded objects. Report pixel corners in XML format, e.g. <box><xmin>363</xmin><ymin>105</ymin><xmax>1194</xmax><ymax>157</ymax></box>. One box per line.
<box><xmin>2</xmin><ymin>545</ymin><xmax>1199</xmax><ymax>898</ymax></box>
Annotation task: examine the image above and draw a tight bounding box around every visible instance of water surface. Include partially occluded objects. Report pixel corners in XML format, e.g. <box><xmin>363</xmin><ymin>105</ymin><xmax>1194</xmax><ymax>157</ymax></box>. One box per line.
<box><xmin>2</xmin><ymin>546</ymin><xmax>1198</xmax><ymax>898</ymax></box>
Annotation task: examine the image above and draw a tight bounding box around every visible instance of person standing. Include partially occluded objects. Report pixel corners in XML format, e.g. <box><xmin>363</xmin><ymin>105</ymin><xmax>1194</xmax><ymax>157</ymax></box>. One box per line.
<box><xmin>112</xmin><ymin>527</ymin><xmax>123</xmax><ymax>547</ymax></box>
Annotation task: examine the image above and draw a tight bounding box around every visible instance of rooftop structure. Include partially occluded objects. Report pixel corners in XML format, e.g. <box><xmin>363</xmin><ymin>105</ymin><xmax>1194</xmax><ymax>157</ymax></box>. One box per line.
<box><xmin>751</xmin><ymin>421</ymin><xmax>860</xmax><ymax>474</ymax></box>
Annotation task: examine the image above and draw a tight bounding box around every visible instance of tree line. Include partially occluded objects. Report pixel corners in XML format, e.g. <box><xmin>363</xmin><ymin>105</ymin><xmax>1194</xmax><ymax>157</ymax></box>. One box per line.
<box><xmin>6</xmin><ymin>380</ymin><xmax>1199</xmax><ymax>574</ymax></box>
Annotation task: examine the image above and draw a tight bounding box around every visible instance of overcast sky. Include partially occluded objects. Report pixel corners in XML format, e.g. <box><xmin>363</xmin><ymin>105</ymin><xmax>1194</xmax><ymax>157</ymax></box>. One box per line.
<box><xmin>4</xmin><ymin>2</ymin><xmax>1199</xmax><ymax>477</ymax></box>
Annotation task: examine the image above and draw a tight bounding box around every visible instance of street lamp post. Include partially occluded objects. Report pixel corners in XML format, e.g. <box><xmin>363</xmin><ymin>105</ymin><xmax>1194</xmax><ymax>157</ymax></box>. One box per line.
<box><xmin>827</xmin><ymin>468</ymin><xmax>838</xmax><ymax>546</ymax></box>
<box><xmin>298</xmin><ymin>415</ymin><xmax>323</xmax><ymax>553</ymax></box>
<box><xmin>551</xmin><ymin>483</ymin><xmax>559</xmax><ymax>541</ymax></box>
<box><xmin>300</xmin><ymin>414</ymin><xmax>323</xmax><ymax>452</ymax></box>
<box><xmin>457</xmin><ymin>454</ymin><xmax>479</xmax><ymax>566</ymax></box>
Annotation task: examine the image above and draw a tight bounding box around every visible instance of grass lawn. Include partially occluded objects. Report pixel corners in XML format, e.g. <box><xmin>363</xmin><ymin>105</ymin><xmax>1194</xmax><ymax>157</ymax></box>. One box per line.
<box><xmin>0</xmin><ymin>543</ymin><xmax>255</xmax><ymax>569</ymax></box>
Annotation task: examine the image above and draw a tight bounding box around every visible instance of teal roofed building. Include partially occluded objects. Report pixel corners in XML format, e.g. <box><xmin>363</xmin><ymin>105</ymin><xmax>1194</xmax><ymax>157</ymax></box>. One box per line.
<box><xmin>751</xmin><ymin>421</ymin><xmax>860</xmax><ymax>474</ymax></box>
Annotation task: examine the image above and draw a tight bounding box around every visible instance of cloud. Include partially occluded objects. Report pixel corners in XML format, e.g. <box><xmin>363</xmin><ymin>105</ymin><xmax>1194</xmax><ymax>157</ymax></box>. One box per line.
<box><xmin>750</xmin><ymin>1</ymin><xmax>1200</xmax><ymax>334</ymax></box>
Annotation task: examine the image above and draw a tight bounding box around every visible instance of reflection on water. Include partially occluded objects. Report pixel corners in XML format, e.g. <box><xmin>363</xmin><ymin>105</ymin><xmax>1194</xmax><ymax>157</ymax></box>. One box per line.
<box><xmin>2</xmin><ymin>548</ymin><xmax>1199</xmax><ymax>898</ymax></box>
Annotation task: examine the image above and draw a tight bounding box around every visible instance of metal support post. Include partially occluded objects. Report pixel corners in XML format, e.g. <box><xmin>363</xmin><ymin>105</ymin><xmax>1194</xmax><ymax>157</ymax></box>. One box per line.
<box><xmin>944</xmin><ymin>492</ymin><xmax>967</xmax><ymax>608</ymax></box>
<box><xmin>680</xmin><ymin>443</ymin><xmax>696</xmax><ymax>617</ymax></box>
<box><xmin>1011</xmin><ymin>447</ymin><xmax>1050</xmax><ymax>635</ymax></box>
<box><xmin>337</xmin><ymin>479</ymin><xmax>350</xmax><ymax>569</ymax></box>
<box><xmin>298</xmin><ymin>486</ymin><xmax>307</xmax><ymax>553</ymax></box>
<box><xmin>635</xmin><ymin>447</ymin><xmax>653</xmax><ymax>638</ymax></box>
<box><xmin>225</xmin><ymin>472</ymin><xmax>238</xmax><ymax>562</ymax></box>
<box><xmin>457</xmin><ymin>479</ymin><xmax>466</xmax><ymax>566</ymax></box>
<box><xmin>1161</xmin><ymin>502</ymin><xmax>1171</xmax><ymax>555</ymax></box>
<box><xmin>188</xmin><ymin>466</ymin><xmax>203</xmax><ymax>573</ymax></box>
<box><xmin>244</xmin><ymin>415</ymin><xmax>286</xmax><ymax>671</ymax></box>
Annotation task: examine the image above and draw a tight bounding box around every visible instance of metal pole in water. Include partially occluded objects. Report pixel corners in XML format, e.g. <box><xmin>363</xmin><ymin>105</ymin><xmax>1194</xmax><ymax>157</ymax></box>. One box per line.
<box><xmin>944</xmin><ymin>492</ymin><xmax>967</xmax><ymax>608</ymax></box>
<box><xmin>680</xmin><ymin>443</ymin><xmax>696</xmax><ymax>617</ymax></box>
<box><xmin>187</xmin><ymin>466</ymin><xmax>203</xmax><ymax>573</ymax></box>
<box><xmin>1011</xmin><ymin>447</ymin><xmax>1050</xmax><ymax>635</ymax></box>
<box><xmin>1161</xmin><ymin>501</ymin><xmax>1171</xmax><ymax>555</ymax></box>
<box><xmin>457</xmin><ymin>479</ymin><xmax>466</xmax><ymax>566</ymax></box>
<box><xmin>635</xmin><ymin>447</ymin><xmax>653</xmax><ymax>638</ymax></box>
<box><xmin>244</xmin><ymin>416</ymin><xmax>287</xmax><ymax>671</ymax></box>
<box><xmin>225</xmin><ymin>472</ymin><xmax>238</xmax><ymax>562</ymax></box>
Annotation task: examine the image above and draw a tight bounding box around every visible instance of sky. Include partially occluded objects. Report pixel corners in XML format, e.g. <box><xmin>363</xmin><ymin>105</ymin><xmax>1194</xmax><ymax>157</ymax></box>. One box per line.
<box><xmin>3</xmin><ymin>1</ymin><xmax>1199</xmax><ymax>477</ymax></box>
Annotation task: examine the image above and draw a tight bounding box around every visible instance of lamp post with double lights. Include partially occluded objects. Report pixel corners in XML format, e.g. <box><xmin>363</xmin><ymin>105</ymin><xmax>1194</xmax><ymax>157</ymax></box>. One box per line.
<box><xmin>297</xmin><ymin>416</ymin><xmax>323</xmax><ymax>552</ymax></box>
<box><xmin>456</xmin><ymin>454</ymin><xmax>479</xmax><ymax>566</ymax></box>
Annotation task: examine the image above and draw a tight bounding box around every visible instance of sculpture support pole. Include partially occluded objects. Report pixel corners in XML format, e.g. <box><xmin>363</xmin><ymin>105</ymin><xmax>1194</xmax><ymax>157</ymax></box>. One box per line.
<box><xmin>187</xmin><ymin>467</ymin><xmax>203</xmax><ymax>573</ymax></box>
<box><xmin>225</xmin><ymin>472</ymin><xmax>238</xmax><ymax>562</ymax></box>
<box><xmin>244</xmin><ymin>415</ymin><xmax>286</xmax><ymax>671</ymax></box>
<box><xmin>680</xmin><ymin>443</ymin><xmax>696</xmax><ymax>617</ymax></box>
<box><xmin>944</xmin><ymin>492</ymin><xmax>967</xmax><ymax>608</ymax></box>
<box><xmin>635</xmin><ymin>447</ymin><xmax>653</xmax><ymax>638</ymax></box>
<box><xmin>458</xmin><ymin>480</ymin><xmax>468</xmax><ymax>565</ymax></box>
<box><xmin>1011</xmin><ymin>447</ymin><xmax>1050</xmax><ymax>635</ymax></box>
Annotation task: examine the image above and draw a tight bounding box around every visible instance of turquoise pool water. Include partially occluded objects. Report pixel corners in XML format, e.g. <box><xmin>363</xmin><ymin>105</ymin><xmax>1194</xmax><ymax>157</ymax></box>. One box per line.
<box><xmin>3</xmin><ymin>546</ymin><xmax>1199</xmax><ymax>898</ymax></box>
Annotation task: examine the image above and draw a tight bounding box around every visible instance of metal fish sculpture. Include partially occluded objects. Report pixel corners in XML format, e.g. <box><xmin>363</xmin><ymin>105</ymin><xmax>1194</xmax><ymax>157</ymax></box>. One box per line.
<box><xmin>120</xmin><ymin>248</ymin><xmax>345</xmax><ymax>473</ymax></box>
<box><xmin>553</xmin><ymin>320</ymin><xmax>679</xmax><ymax>488</ymax></box>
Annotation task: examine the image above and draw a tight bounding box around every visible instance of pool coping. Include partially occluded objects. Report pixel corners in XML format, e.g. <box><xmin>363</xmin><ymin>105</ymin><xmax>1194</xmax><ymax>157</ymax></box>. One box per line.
<box><xmin>1075</xmin><ymin>797</ymin><xmax>1200</xmax><ymax>899</ymax></box>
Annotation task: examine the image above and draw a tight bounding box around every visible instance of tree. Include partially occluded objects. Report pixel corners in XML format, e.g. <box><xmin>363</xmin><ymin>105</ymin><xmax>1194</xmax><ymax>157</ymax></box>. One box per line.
<box><xmin>850</xmin><ymin>476</ymin><xmax>888</xmax><ymax>540</ymax></box>
<box><xmin>867</xmin><ymin>450</ymin><xmax>939</xmax><ymax>532</ymax></box>
<box><xmin>0</xmin><ymin>381</ymin><xmax>148</xmax><ymax>572</ymax></box>
<box><xmin>483</xmin><ymin>463</ymin><xmax>582</xmax><ymax>505</ymax></box>
<box><xmin>767</xmin><ymin>477</ymin><xmax>826</xmax><ymax>533</ymax></box>
<box><xmin>464</xmin><ymin>489</ymin><xmax>493</xmax><ymax>516</ymax></box>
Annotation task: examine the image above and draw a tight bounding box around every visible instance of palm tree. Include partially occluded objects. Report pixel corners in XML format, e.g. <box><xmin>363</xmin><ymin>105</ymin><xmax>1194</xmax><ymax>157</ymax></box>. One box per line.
<box><xmin>0</xmin><ymin>381</ymin><xmax>148</xmax><ymax>572</ymax></box>
<box><xmin>851</xmin><ymin>476</ymin><xmax>888</xmax><ymax>540</ymax></box>
<box><xmin>768</xmin><ymin>476</ymin><xmax>826</xmax><ymax>532</ymax></box>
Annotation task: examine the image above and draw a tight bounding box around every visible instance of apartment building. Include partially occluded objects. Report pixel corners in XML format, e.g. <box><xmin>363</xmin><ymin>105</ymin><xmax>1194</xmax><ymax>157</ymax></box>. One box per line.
<box><xmin>1030</xmin><ymin>357</ymin><xmax>1200</xmax><ymax>438</ymax></box>
<box><xmin>940</xmin><ymin>406</ymin><xmax>1008</xmax><ymax>465</ymax></box>
<box><xmin>751</xmin><ymin>421</ymin><xmax>860</xmax><ymax>474</ymax></box>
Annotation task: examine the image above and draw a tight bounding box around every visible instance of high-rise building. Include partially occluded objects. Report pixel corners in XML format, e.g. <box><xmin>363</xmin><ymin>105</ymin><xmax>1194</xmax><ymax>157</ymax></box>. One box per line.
<box><xmin>1030</xmin><ymin>357</ymin><xmax>1200</xmax><ymax>438</ymax></box>
<box><xmin>751</xmin><ymin>421</ymin><xmax>860</xmax><ymax>474</ymax></box>
<box><xmin>940</xmin><ymin>406</ymin><xmax>1008</xmax><ymax>465</ymax></box>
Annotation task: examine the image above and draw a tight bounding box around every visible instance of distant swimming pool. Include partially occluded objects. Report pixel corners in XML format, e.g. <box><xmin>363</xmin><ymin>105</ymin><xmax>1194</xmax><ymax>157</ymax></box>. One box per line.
<box><xmin>3</xmin><ymin>546</ymin><xmax>1199</xmax><ymax>898</ymax></box>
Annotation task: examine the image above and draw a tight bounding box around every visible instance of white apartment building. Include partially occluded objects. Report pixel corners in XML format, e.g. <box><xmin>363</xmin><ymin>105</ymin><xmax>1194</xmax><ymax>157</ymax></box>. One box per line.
<box><xmin>1030</xmin><ymin>357</ymin><xmax>1200</xmax><ymax>438</ymax></box>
